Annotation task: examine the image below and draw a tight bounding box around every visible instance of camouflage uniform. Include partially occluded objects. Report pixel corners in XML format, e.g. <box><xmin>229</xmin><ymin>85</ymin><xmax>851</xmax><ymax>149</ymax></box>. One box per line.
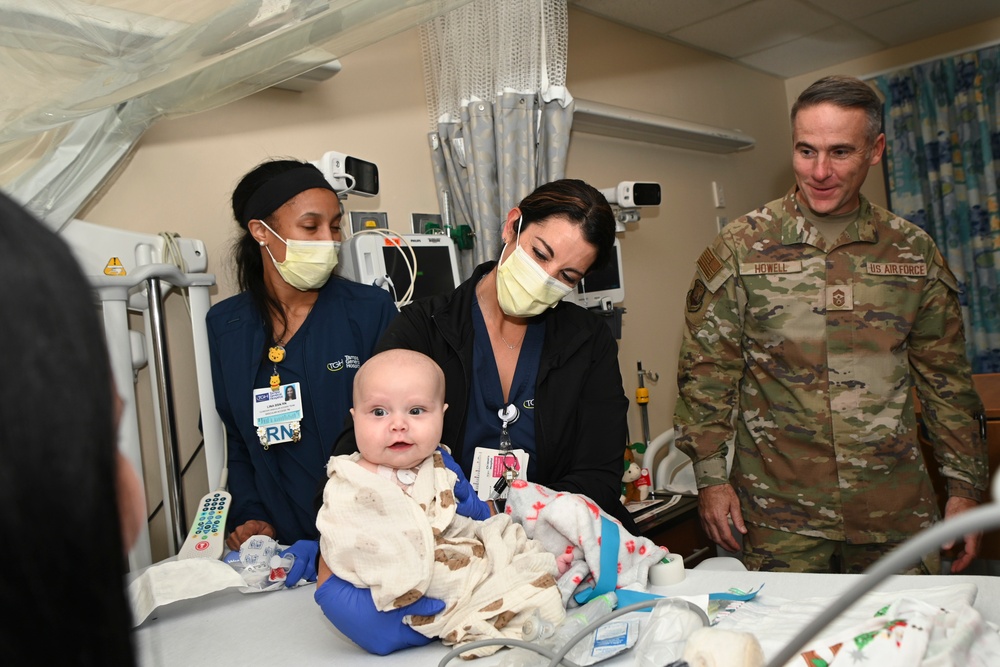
<box><xmin>674</xmin><ymin>188</ymin><xmax>987</xmax><ymax>546</ymax></box>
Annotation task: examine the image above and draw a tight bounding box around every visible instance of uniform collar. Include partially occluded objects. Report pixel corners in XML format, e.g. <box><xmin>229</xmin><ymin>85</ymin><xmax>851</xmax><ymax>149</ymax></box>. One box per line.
<box><xmin>782</xmin><ymin>187</ymin><xmax>878</xmax><ymax>248</ymax></box>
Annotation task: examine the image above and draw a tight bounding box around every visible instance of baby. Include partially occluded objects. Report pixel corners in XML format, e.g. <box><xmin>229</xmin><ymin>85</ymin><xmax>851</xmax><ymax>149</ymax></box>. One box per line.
<box><xmin>315</xmin><ymin>348</ymin><xmax>565</xmax><ymax>657</ymax></box>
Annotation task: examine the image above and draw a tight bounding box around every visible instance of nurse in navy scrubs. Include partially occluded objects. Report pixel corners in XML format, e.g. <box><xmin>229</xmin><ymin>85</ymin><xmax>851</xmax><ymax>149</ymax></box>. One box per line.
<box><xmin>207</xmin><ymin>158</ymin><xmax>397</xmax><ymax>549</ymax></box>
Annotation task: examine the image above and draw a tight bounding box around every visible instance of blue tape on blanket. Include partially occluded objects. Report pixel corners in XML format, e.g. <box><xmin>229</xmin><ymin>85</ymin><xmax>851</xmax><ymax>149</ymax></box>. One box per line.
<box><xmin>573</xmin><ymin>516</ymin><xmax>620</xmax><ymax>605</ymax></box>
<box><xmin>615</xmin><ymin>585</ymin><xmax>764</xmax><ymax>611</ymax></box>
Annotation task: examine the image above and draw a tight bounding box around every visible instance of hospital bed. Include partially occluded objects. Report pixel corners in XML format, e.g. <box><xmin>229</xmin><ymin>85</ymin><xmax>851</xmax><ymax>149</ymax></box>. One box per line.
<box><xmin>132</xmin><ymin>563</ymin><xmax>1000</xmax><ymax>666</ymax></box>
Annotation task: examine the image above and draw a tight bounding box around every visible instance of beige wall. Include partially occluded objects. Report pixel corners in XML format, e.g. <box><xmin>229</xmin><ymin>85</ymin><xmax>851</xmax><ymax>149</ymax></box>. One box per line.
<box><xmin>82</xmin><ymin>8</ymin><xmax>999</xmax><ymax>560</ymax></box>
<box><xmin>564</xmin><ymin>10</ymin><xmax>792</xmax><ymax>447</ymax></box>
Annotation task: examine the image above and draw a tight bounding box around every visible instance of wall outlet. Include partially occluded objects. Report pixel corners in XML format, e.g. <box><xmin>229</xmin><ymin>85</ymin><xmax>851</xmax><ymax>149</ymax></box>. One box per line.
<box><xmin>411</xmin><ymin>212</ymin><xmax>443</xmax><ymax>235</ymax></box>
<box><xmin>712</xmin><ymin>181</ymin><xmax>726</xmax><ymax>208</ymax></box>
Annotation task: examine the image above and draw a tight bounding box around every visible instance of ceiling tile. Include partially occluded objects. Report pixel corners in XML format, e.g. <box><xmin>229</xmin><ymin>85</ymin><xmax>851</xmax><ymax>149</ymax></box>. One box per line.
<box><xmin>568</xmin><ymin>0</ymin><xmax>1000</xmax><ymax>78</ymax></box>
<box><xmin>668</xmin><ymin>0</ymin><xmax>837</xmax><ymax>59</ymax></box>
<box><xmin>570</xmin><ymin>0</ymin><xmax>751</xmax><ymax>33</ymax></box>
<box><xmin>850</xmin><ymin>0</ymin><xmax>1000</xmax><ymax>46</ymax></box>
<box><xmin>740</xmin><ymin>24</ymin><xmax>889</xmax><ymax>78</ymax></box>
<box><xmin>799</xmin><ymin>0</ymin><xmax>914</xmax><ymax>21</ymax></box>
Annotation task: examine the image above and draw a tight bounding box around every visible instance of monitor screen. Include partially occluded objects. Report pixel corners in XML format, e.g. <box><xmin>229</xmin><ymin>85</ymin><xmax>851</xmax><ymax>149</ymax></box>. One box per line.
<box><xmin>567</xmin><ymin>238</ymin><xmax>625</xmax><ymax>308</ymax></box>
<box><xmin>382</xmin><ymin>235</ymin><xmax>460</xmax><ymax>302</ymax></box>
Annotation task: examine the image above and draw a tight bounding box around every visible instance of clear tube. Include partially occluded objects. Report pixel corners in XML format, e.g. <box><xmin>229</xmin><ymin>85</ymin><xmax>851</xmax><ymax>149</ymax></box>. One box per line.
<box><xmin>560</xmin><ymin>593</ymin><xmax>619</xmax><ymax>635</ymax></box>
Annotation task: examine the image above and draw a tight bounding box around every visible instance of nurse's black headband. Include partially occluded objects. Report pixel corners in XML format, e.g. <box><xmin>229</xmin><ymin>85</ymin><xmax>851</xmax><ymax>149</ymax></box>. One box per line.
<box><xmin>240</xmin><ymin>165</ymin><xmax>336</xmax><ymax>226</ymax></box>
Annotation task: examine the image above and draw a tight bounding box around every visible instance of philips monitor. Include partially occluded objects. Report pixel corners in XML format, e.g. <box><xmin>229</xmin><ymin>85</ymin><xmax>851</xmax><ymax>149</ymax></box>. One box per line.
<box><xmin>382</xmin><ymin>234</ymin><xmax>460</xmax><ymax>302</ymax></box>
<box><xmin>335</xmin><ymin>232</ymin><xmax>460</xmax><ymax>305</ymax></box>
<box><xmin>567</xmin><ymin>237</ymin><xmax>625</xmax><ymax>309</ymax></box>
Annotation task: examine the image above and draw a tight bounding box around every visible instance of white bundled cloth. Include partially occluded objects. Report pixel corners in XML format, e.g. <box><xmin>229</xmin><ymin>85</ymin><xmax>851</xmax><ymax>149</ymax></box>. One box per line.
<box><xmin>787</xmin><ymin>595</ymin><xmax>1000</xmax><ymax>666</ymax></box>
<box><xmin>316</xmin><ymin>450</ymin><xmax>565</xmax><ymax>657</ymax></box>
<box><xmin>504</xmin><ymin>479</ymin><xmax>670</xmax><ymax>605</ymax></box>
<box><xmin>709</xmin><ymin>582</ymin><xmax>1000</xmax><ymax>666</ymax></box>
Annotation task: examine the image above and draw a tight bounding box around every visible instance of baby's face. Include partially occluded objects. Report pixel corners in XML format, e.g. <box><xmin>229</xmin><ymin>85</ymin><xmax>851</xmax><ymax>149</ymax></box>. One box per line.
<box><xmin>352</xmin><ymin>361</ymin><xmax>446</xmax><ymax>470</ymax></box>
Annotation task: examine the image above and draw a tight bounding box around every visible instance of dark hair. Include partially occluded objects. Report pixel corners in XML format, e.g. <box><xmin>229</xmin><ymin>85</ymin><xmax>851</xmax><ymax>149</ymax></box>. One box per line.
<box><xmin>0</xmin><ymin>192</ymin><xmax>135</xmax><ymax>665</ymax></box>
<box><xmin>791</xmin><ymin>75</ymin><xmax>883</xmax><ymax>145</ymax></box>
<box><xmin>230</xmin><ymin>158</ymin><xmax>316</xmax><ymax>345</ymax></box>
<box><xmin>517</xmin><ymin>178</ymin><xmax>616</xmax><ymax>271</ymax></box>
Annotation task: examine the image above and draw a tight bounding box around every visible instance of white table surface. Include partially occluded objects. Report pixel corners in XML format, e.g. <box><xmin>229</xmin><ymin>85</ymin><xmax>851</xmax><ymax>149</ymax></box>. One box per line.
<box><xmin>134</xmin><ymin>567</ymin><xmax>1000</xmax><ymax>667</ymax></box>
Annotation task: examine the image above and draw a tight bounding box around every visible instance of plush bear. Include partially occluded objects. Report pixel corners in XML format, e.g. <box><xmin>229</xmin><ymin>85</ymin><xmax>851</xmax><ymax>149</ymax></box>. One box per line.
<box><xmin>621</xmin><ymin>445</ymin><xmax>651</xmax><ymax>504</ymax></box>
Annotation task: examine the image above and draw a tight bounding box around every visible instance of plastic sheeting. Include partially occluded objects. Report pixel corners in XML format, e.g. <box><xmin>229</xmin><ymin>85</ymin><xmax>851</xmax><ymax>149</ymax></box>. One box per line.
<box><xmin>0</xmin><ymin>0</ymin><xmax>473</xmax><ymax>230</ymax></box>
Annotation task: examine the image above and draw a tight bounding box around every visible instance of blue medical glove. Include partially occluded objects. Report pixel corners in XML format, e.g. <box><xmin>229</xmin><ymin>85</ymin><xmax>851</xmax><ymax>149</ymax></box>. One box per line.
<box><xmin>437</xmin><ymin>446</ymin><xmax>491</xmax><ymax>520</ymax></box>
<box><xmin>315</xmin><ymin>572</ymin><xmax>446</xmax><ymax>655</ymax></box>
<box><xmin>279</xmin><ymin>539</ymin><xmax>319</xmax><ymax>587</ymax></box>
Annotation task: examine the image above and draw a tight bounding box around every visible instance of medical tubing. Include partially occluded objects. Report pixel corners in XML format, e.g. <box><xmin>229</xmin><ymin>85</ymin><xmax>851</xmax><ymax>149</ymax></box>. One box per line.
<box><xmin>436</xmin><ymin>597</ymin><xmax>709</xmax><ymax>667</ymax></box>
<box><xmin>544</xmin><ymin>597</ymin><xmax>708</xmax><ymax>667</ymax></box>
<box><xmin>765</xmin><ymin>504</ymin><xmax>1000</xmax><ymax>667</ymax></box>
<box><xmin>436</xmin><ymin>638</ymin><xmax>575</xmax><ymax>667</ymax></box>
<box><xmin>353</xmin><ymin>228</ymin><xmax>417</xmax><ymax>306</ymax></box>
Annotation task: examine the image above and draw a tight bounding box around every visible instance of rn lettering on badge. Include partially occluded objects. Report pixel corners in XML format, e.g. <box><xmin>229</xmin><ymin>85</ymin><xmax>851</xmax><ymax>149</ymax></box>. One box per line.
<box><xmin>264</xmin><ymin>423</ymin><xmax>297</xmax><ymax>442</ymax></box>
<box><xmin>867</xmin><ymin>262</ymin><xmax>927</xmax><ymax>276</ymax></box>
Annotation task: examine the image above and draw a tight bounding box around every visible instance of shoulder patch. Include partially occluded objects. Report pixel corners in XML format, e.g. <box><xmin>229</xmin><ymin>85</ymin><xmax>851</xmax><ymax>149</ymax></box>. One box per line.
<box><xmin>696</xmin><ymin>247</ymin><xmax>723</xmax><ymax>281</ymax></box>
<box><xmin>932</xmin><ymin>249</ymin><xmax>961</xmax><ymax>292</ymax></box>
<box><xmin>686</xmin><ymin>279</ymin><xmax>707</xmax><ymax>312</ymax></box>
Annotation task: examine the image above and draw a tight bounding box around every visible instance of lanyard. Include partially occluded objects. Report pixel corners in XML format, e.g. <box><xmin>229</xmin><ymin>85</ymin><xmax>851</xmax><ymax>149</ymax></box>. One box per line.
<box><xmin>491</xmin><ymin>403</ymin><xmax>520</xmax><ymax>498</ymax></box>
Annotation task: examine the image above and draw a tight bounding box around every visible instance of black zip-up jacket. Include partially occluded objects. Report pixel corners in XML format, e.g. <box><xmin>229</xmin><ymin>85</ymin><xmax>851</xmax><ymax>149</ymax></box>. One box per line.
<box><xmin>334</xmin><ymin>262</ymin><xmax>637</xmax><ymax>533</ymax></box>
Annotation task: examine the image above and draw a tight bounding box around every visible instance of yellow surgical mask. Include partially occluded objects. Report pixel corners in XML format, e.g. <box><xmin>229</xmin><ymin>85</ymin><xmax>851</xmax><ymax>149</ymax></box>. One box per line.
<box><xmin>495</xmin><ymin>218</ymin><xmax>573</xmax><ymax>317</ymax></box>
<box><xmin>260</xmin><ymin>221</ymin><xmax>339</xmax><ymax>291</ymax></box>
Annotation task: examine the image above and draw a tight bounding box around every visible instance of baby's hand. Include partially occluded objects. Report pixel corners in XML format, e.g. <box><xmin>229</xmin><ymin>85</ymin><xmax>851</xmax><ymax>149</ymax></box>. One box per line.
<box><xmin>556</xmin><ymin>546</ymin><xmax>575</xmax><ymax>575</ymax></box>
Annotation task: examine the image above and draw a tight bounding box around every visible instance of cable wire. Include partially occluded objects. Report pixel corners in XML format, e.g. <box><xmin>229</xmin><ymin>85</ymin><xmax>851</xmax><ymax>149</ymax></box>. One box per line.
<box><xmin>545</xmin><ymin>598</ymin><xmax>708</xmax><ymax>667</ymax></box>
<box><xmin>343</xmin><ymin>227</ymin><xmax>418</xmax><ymax>308</ymax></box>
<box><xmin>157</xmin><ymin>231</ymin><xmax>191</xmax><ymax>316</ymax></box>
<box><xmin>437</xmin><ymin>638</ymin><xmax>575</xmax><ymax>667</ymax></box>
<box><xmin>435</xmin><ymin>597</ymin><xmax>708</xmax><ymax>667</ymax></box>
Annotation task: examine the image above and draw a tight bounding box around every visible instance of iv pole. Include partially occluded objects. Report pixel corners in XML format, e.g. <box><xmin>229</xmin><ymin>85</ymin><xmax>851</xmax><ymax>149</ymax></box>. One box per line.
<box><xmin>635</xmin><ymin>360</ymin><xmax>658</xmax><ymax>448</ymax></box>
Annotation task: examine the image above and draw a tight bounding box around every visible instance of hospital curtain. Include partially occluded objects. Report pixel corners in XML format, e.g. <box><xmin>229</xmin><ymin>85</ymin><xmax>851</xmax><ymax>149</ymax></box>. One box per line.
<box><xmin>420</xmin><ymin>0</ymin><xmax>572</xmax><ymax>277</ymax></box>
<box><xmin>872</xmin><ymin>46</ymin><xmax>1000</xmax><ymax>373</ymax></box>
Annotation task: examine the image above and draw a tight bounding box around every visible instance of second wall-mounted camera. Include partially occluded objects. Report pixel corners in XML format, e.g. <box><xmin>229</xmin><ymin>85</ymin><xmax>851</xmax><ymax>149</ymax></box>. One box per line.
<box><xmin>600</xmin><ymin>181</ymin><xmax>661</xmax><ymax>208</ymax></box>
<box><xmin>312</xmin><ymin>151</ymin><xmax>379</xmax><ymax>197</ymax></box>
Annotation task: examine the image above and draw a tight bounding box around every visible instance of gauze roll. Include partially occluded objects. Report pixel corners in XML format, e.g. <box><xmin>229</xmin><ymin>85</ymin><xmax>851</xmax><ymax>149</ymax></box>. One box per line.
<box><xmin>682</xmin><ymin>627</ymin><xmax>765</xmax><ymax>667</ymax></box>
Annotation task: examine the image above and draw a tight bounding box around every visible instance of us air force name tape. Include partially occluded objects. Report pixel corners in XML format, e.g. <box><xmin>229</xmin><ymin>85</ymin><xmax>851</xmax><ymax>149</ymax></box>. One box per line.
<box><xmin>241</xmin><ymin>165</ymin><xmax>335</xmax><ymax>226</ymax></box>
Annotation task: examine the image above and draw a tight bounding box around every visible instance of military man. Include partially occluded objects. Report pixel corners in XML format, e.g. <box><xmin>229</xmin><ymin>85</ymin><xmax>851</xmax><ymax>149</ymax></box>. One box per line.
<box><xmin>674</xmin><ymin>75</ymin><xmax>988</xmax><ymax>574</ymax></box>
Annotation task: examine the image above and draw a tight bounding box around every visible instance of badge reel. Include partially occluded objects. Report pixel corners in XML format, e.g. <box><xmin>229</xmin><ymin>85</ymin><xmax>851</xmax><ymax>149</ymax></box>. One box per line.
<box><xmin>491</xmin><ymin>404</ymin><xmax>520</xmax><ymax>501</ymax></box>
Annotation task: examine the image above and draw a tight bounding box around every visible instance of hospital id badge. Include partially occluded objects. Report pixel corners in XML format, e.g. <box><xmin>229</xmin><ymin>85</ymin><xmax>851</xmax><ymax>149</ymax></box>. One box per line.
<box><xmin>470</xmin><ymin>447</ymin><xmax>529</xmax><ymax>501</ymax></box>
<box><xmin>252</xmin><ymin>382</ymin><xmax>303</xmax><ymax>449</ymax></box>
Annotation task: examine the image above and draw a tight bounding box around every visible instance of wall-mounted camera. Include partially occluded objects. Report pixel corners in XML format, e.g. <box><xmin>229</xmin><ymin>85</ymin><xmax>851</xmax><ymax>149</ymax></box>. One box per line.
<box><xmin>600</xmin><ymin>181</ymin><xmax>661</xmax><ymax>231</ymax></box>
<box><xmin>600</xmin><ymin>182</ymin><xmax>661</xmax><ymax>208</ymax></box>
<box><xmin>312</xmin><ymin>151</ymin><xmax>379</xmax><ymax>197</ymax></box>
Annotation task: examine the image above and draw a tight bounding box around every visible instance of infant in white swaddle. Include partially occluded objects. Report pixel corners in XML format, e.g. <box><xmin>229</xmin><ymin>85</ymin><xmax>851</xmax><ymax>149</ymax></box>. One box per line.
<box><xmin>315</xmin><ymin>349</ymin><xmax>565</xmax><ymax>658</ymax></box>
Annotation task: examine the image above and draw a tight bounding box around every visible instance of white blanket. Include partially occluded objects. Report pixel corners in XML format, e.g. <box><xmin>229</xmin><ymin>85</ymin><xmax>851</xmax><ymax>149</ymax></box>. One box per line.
<box><xmin>504</xmin><ymin>479</ymin><xmax>670</xmax><ymax>605</ymax></box>
<box><xmin>316</xmin><ymin>451</ymin><xmax>565</xmax><ymax>657</ymax></box>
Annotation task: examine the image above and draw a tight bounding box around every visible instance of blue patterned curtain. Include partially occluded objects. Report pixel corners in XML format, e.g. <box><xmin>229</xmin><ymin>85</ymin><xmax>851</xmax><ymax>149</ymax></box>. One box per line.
<box><xmin>872</xmin><ymin>47</ymin><xmax>1000</xmax><ymax>373</ymax></box>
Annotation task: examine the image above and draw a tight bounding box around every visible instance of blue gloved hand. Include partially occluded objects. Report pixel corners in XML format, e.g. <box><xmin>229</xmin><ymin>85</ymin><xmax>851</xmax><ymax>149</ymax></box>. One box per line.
<box><xmin>315</xmin><ymin>572</ymin><xmax>446</xmax><ymax>655</ymax></box>
<box><xmin>279</xmin><ymin>539</ymin><xmax>319</xmax><ymax>587</ymax></box>
<box><xmin>437</xmin><ymin>446</ymin><xmax>491</xmax><ymax>520</ymax></box>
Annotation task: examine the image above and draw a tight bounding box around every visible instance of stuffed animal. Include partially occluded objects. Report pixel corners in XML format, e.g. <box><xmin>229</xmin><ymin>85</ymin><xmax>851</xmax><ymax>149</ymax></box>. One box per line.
<box><xmin>621</xmin><ymin>444</ymin><xmax>652</xmax><ymax>504</ymax></box>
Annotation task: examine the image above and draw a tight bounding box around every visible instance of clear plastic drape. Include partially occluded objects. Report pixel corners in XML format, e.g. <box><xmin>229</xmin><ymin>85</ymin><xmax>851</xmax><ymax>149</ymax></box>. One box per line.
<box><xmin>0</xmin><ymin>0</ymin><xmax>474</xmax><ymax>231</ymax></box>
